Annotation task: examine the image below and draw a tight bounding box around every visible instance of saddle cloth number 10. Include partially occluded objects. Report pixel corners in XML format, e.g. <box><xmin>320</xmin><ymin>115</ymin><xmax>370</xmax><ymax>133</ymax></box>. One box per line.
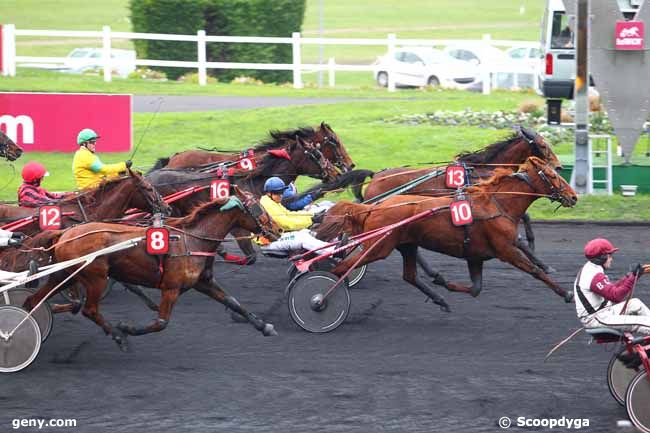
<box><xmin>450</xmin><ymin>200</ymin><xmax>473</xmax><ymax>226</ymax></box>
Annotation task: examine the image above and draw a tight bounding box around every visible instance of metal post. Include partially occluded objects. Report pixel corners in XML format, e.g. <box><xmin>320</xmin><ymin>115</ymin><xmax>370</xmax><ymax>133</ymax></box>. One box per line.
<box><xmin>318</xmin><ymin>0</ymin><xmax>324</xmax><ymax>88</ymax></box>
<box><xmin>328</xmin><ymin>57</ymin><xmax>335</xmax><ymax>87</ymax></box>
<box><xmin>197</xmin><ymin>30</ymin><xmax>207</xmax><ymax>86</ymax></box>
<box><xmin>572</xmin><ymin>0</ymin><xmax>590</xmax><ymax>194</ymax></box>
<box><xmin>481</xmin><ymin>34</ymin><xmax>491</xmax><ymax>95</ymax></box>
<box><xmin>102</xmin><ymin>26</ymin><xmax>112</xmax><ymax>82</ymax></box>
<box><xmin>387</xmin><ymin>33</ymin><xmax>396</xmax><ymax>92</ymax></box>
<box><xmin>0</xmin><ymin>24</ymin><xmax>4</xmax><ymax>76</ymax></box>
<box><xmin>292</xmin><ymin>32</ymin><xmax>303</xmax><ymax>89</ymax></box>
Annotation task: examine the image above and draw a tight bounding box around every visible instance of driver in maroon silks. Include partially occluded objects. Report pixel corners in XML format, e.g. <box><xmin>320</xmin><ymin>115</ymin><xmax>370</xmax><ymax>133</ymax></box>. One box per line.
<box><xmin>17</xmin><ymin>161</ymin><xmax>71</xmax><ymax>207</ymax></box>
<box><xmin>574</xmin><ymin>238</ymin><xmax>650</xmax><ymax>334</ymax></box>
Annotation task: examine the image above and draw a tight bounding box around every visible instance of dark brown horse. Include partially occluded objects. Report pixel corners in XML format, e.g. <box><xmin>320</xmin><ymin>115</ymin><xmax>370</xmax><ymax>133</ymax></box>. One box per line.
<box><xmin>360</xmin><ymin>126</ymin><xmax>561</xmax><ymax>272</ymax></box>
<box><xmin>24</xmin><ymin>187</ymin><xmax>283</xmax><ymax>352</ymax></box>
<box><xmin>316</xmin><ymin>157</ymin><xmax>578</xmax><ymax>312</ymax></box>
<box><xmin>0</xmin><ymin>170</ymin><xmax>170</xmax><ymax>236</ymax></box>
<box><xmin>151</xmin><ymin>123</ymin><xmax>355</xmax><ymax>174</ymax></box>
<box><xmin>0</xmin><ymin>130</ymin><xmax>24</xmax><ymax>161</ymax></box>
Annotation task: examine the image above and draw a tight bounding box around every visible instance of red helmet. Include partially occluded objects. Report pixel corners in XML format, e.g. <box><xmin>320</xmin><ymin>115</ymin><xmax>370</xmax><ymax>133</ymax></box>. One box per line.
<box><xmin>584</xmin><ymin>238</ymin><xmax>619</xmax><ymax>259</ymax></box>
<box><xmin>21</xmin><ymin>161</ymin><xmax>49</xmax><ymax>183</ymax></box>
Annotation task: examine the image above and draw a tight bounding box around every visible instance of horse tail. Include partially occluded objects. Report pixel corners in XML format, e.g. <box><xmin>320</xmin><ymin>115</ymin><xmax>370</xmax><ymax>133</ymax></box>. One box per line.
<box><xmin>147</xmin><ymin>157</ymin><xmax>170</xmax><ymax>174</ymax></box>
<box><xmin>314</xmin><ymin>201</ymin><xmax>366</xmax><ymax>241</ymax></box>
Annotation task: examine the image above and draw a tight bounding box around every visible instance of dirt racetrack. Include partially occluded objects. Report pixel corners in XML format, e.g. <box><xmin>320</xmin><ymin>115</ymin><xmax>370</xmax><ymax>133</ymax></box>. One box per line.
<box><xmin>2</xmin><ymin>222</ymin><xmax>649</xmax><ymax>433</ymax></box>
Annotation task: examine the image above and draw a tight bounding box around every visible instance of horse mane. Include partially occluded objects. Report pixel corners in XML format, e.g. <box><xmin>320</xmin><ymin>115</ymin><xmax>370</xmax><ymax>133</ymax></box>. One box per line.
<box><xmin>254</xmin><ymin>126</ymin><xmax>316</xmax><ymax>151</ymax></box>
<box><xmin>314</xmin><ymin>201</ymin><xmax>369</xmax><ymax>241</ymax></box>
<box><xmin>168</xmin><ymin>197</ymin><xmax>230</xmax><ymax>226</ymax></box>
<box><xmin>456</xmin><ymin>131</ymin><xmax>524</xmax><ymax>164</ymax></box>
<box><xmin>465</xmin><ymin>167</ymin><xmax>518</xmax><ymax>194</ymax></box>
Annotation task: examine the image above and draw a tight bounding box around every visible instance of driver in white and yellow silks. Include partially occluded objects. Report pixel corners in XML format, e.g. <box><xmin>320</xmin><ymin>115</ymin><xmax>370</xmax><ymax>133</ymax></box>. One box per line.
<box><xmin>259</xmin><ymin>177</ymin><xmax>340</xmax><ymax>255</ymax></box>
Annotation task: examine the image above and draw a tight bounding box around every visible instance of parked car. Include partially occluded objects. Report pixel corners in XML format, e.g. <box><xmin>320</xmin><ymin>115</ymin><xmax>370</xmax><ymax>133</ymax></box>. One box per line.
<box><xmin>443</xmin><ymin>44</ymin><xmax>508</xmax><ymax>66</ymax></box>
<box><xmin>373</xmin><ymin>47</ymin><xmax>478</xmax><ymax>89</ymax></box>
<box><xmin>62</xmin><ymin>48</ymin><xmax>136</xmax><ymax>78</ymax></box>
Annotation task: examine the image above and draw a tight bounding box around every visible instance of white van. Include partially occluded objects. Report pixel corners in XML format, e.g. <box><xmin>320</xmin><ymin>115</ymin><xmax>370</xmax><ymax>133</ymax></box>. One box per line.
<box><xmin>539</xmin><ymin>0</ymin><xmax>641</xmax><ymax>99</ymax></box>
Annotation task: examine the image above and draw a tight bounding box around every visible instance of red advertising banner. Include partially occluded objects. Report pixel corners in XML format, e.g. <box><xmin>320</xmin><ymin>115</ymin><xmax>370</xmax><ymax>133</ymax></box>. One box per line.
<box><xmin>0</xmin><ymin>92</ymin><xmax>131</xmax><ymax>152</ymax></box>
<box><xmin>615</xmin><ymin>21</ymin><xmax>644</xmax><ymax>50</ymax></box>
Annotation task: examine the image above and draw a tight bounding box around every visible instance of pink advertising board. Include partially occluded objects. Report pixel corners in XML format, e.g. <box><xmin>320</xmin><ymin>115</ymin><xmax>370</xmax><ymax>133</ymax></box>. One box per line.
<box><xmin>0</xmin><ymin>92</ymin><xmax>131</xmax><ymax>152</ymax></box>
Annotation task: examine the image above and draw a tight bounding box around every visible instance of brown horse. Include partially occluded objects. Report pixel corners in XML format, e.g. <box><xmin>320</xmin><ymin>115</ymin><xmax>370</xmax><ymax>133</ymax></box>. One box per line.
<box><xmin>0</xmin><ymin>170</ymin><xmax>170</xmax><ymax>236</ymax></box>
<box><xmin>0</xmin><ymin>130</ymin><xmax>24</xmax><ymax>161</ymax></box>
<box><xmin>24</xmin><ymin>187</ymin><xmax>283</xmax><ymax>352</ymax></box>
<box><xmin>151</xmin><ymin>123</ymin><xmax>355</xmax><ymax>173</ymax></box>
<box><xmin>315</xmin><ymin>157</ymin><xmax>578</xmax><ymax>312</ymax></box>
<box><xmin>360</xmin><ymin>126</ymin><xmax>561</xmax><ymax>272</ymax></box>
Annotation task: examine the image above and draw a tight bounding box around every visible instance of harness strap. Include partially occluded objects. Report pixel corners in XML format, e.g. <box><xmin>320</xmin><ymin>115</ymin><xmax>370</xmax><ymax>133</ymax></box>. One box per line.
<box><xmin>462</xmin><ymin>225</ymin><xmax>471</xmax><ymax>258</ymax></box>
<box><xmin>76</xmin><ymin>196</ymin><xmax>89</xmax><ymax>222</ymax></box>
<box><xmin>574</xmin><ymin>269</ymin><xmax>608</xmax><ymax>317</ymax></box>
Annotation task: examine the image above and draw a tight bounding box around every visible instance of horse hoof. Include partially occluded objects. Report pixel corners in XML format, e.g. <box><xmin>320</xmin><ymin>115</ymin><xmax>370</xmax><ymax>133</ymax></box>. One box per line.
<box><xmin>230</xmin><ymin>312</ymin><xmax>248</xmax><ymax>323</ymax></box>
<box><xmin>116</xmin><ymin>320</ymin><xmax>134</xmax><ymax>333</ymax></box>
<box><xmin>71</xmin><ymin>300</ymin><xmax>83</xmax><ymax>315</ymax></box>
<box><xmin>436</xmin><ymin>301</ymin><xmax>452</xmax><ymax>313</ymax></box>
<box><xmin>544</xmin><ymin>266</ymin><xmax>556</xmax><ymax>274</ymax></box>
<box><xmin>564</xmin><ymin>291</ymin><xmax>574</xmax><ymax>303</ymax></box>
<box><xmin>111</xmin><ymin>330</ymin><xmax>130</xmax><ymax>352</ymax></box>
<box><xmin>262</xmin><ymin>323</ymin><xmax>278</xmax><ymax>337</ymax></box>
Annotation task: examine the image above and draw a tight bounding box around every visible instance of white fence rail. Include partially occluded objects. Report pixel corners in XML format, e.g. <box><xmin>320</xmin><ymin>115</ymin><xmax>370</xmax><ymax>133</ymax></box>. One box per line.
<box><xmin>1</xmin><ymin>24</ymin><xmax>539</xmax><ymax>94</ymax></box>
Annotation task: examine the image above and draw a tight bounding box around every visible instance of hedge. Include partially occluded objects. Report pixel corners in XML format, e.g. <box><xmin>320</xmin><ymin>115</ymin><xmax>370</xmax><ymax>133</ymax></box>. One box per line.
<box><xmin>129</xmin><ymin>0</ymin><xmax>306</xmax><ymax>83</ymax></box>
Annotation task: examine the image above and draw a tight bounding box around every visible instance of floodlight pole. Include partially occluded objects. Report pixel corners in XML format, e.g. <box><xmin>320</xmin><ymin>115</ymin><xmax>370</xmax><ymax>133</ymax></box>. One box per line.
<box><xmin>573</xmin><ymin>0</ymin><xmax>591</xmax><ymax>194</ymax></box>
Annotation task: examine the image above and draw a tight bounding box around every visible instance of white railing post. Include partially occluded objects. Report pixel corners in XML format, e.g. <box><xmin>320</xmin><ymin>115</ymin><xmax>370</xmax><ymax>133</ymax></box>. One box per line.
<box><xmin>5</xmin><ymin>24</ymin><xmax>16</xmax><ymax>77</ymax></box>
<box><xmin>102</xmin><ymin>25</ymin><xmax>112</xmax><ymax>82</ymax></box>
<box><xmin>387</xmin><ymin>33</ymin><xmax>396</xmax><ymax>92</ymax></box>
<box><xmin>328</xmin><ymin>57</ymin><xmax>335</xmax><ymax>87</ymax></box>
<box><xmin>481</xmin><ymin>34</ymin><xmax>491</xmax><ymax>95</ymax></box>
<box><xmin>292</xmin><ymin>32</ymin><xmax>303</xmax><ymax>89</ymax></box>
<box><xmin>197</xmin><ymin>30</ymin><xmax>207</xmax><ymax>86</ymax></box>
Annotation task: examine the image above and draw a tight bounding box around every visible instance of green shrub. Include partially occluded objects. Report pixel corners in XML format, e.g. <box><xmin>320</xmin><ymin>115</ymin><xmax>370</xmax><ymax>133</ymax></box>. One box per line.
<box><xmin>130</xmin><ymin>0</ymin><xmax>306</xmax><ymax>84</ymax></box>
<box><xmin>130</xmin><ymin>0</ymin><xmax>206</xmax><ymax>80</ymax></box>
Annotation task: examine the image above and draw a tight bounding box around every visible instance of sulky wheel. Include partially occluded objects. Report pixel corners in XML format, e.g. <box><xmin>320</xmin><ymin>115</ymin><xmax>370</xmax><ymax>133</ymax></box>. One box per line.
<box><xmin>1</xmin><ymin>288</ymin><xmax>52</xmax><ymax>342</ymax></box>
<box><xmin>0</xmin><ymin>305</ymin><xmax>42</xmax><ymax>373</ymax></box>
<box><xmin>626</xmin><ymin>369</ymin><xmax>650</xmax><ymax>433</ymax></box>
<box><xmin>607</xmin><ymin>347</ymin><xmax>639</xmax><ymax>406</ymax></box>
<box><xmin>59</xmin><ymin>279</ymin><xmax>112</xmax><ymax>303</ymax></box>
<box><xmin>287</xmin><ymin>271</ymin><xmax>350</xmax><ymax>333</ymax></box>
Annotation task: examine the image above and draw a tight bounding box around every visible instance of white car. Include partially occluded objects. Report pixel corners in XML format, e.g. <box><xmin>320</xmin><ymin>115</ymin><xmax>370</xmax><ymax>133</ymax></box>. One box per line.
<box><xmin>373</xmin><ymin>47</ymin><xmax>478</xmax><ymax>88</ymax></box>
<box><xmin>62</xmin><ymin>48</ymin><xmax>136</xmax><ymax>78</ymax></box>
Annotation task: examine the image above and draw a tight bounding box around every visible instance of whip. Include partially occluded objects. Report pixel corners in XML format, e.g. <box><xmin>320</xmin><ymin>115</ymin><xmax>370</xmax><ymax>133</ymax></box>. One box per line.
<box><xmin>130</xmin><ymin>96</ymin><xmax>164</xmax><ymax>161</ymax></box>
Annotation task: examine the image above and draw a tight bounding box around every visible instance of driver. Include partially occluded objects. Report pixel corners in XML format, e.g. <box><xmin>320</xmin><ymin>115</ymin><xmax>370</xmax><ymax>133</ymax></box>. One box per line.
<box><xmin>575</xmin><ymin>238</ymin><xmax>650</xmax><ymax>334</ymax></box>
<box><xmin>18</xmin><ymin>161</ymin><xmax>71</xmax><ymax>207</ymax></box>
<box><xmin>259</xmin><ymin>177</ymin><xmax>342</xmax><ymax>255</ymax></box>
<box><xmin>0</xmin><ymin>229</ymin><xmax>27</xmax><ymax>282</ymax></box>
<box><xmin>73</xmin><ymin>128</ymin><xmax>132</xmax><ymax>190</ymax></box>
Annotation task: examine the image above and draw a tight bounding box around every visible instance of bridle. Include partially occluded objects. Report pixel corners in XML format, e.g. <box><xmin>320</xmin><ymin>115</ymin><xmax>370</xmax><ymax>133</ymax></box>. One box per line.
<box><xmin>513</xmin><ymin>162</ymin><xmax>568</xmax><ymax>204</ymax></box>
<box><xmin>295</xmin><ymin>139</ymin><xmax>338</xmax><ymax>182</ymax></box>
<box><xmin>239</xmin><ymin>192</ymin><xmax>280</xmax><ymax>241</ymax></box>
<box><xmin>319</xmin><ymin>132</ymin><xmax>351</xmax><ymax>173</ymax></box>
<box><xmin>133</xmin><ymin>174</ymin><xmax>170</xmax><ymax>216</ymax></box>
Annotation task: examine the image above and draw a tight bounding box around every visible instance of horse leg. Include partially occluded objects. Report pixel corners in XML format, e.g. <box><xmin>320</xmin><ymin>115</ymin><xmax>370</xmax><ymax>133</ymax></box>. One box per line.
<box><xmin>24</xmin><ymin>272</ymin><xmax>83</xmax><ymax>314</ymax></box>
<box><xmin>194</xmin><ymin>279</ymin><xmax>278</xmax><ymax>337</ymax></box>
<box><xmin>495</xmin><ymin>243</ymin><xmax>573</xmax><ymax>303</ymax></box>
<box><xmin>121</xmin><ymin>283</ymin><xmax>160</xmax><ymax>312</ymax></box>
<box><xmin>115</xmin><ymin>288</ymin><xmax>179</xmax><ymax>338</ymax></box>
<box><xmin>398</xmin><ymin>245</ymin><xmax>450</xmax><ymax>312</ymax></box>
<box><xmin>415</xmin><ymin>250</ymin><xmax>473</xmax><ymax>295</ymax></box>
<box><xmin>521</xmin><ymin>212</ymin><xmax>535</xmax><ymax>251</ymax></box>
<box><xmin>231</xmin><ymin>228</ymin><xmax>257</xmax><ymax>265</ymax></box>
<box><xmin>467</xmin><ymin>259</ymin><xmax>484</xmax><ymax>297</ymax></box>
<box><xmin>515</xmin><ymin>239</ymin><xmax>556</xmax><ymax>274</ymax></box>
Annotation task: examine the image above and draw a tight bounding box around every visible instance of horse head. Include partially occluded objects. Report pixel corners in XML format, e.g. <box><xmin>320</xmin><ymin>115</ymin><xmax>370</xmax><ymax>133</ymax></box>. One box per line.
<box><xmin>287</xmin><ymin>136</ymin><xmax>339</xmax><ymax>183</ymax></box>
<box><xmin>314</xmin><ymin>122</ymin><xmax>355</xmax><ymax>173</ymax></box>
<box><xmin>516</xmin><ymin>126</ymin><xmax>562</xmax><ymax>170</ymax></box>
<box><xmin>127</xmin><ymin>169</ymin><xmax>172</xmax><ymax>216</ymax></box>
<box><xmin>232</xmin><ymin>185</ymin><xmax>282</xmax><ymax>241</ymax></box>
<box><xmin>0</xmin><ymin>130</ymin><xmax>24</xmax><ymax>161</ymax></box>
<box><xmin>516</xmin><ymin>157</ymin><xmax>577</xmax><ymax>207</ymax></box>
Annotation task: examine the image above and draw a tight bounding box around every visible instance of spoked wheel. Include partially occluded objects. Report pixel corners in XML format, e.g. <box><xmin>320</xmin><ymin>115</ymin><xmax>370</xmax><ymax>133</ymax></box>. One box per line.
<box><xmin>608</xmin><ymin>347</ymin><xmax>640</xmax><ymax>406</ymax></box>
<box><xmin>59</xmin><ymin>279</ymin><xmax>112</xmax><ymax>303</ymax></box>
<box><xmin>0</xmin><ymin>305</ymin><xmax>42</xmax><ymax>373</ymax></box>
<box><xmin>287</xmin><ymin>271</ymin><xmax>350</xmax><ymax>333</ymax></box>
<box><xmin>626</xmin><ymin>369</ymin><xmax>650</xmax><ymax>433</ymax></box>
<box><xmin>1</xmin><ymin>288</ymin><xmax>52</xmax><ymax>342</ymax></box>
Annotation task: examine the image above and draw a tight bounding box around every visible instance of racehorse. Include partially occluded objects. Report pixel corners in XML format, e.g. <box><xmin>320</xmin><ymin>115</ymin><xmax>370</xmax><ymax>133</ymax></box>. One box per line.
<box><xmin>0</xmin><ymin>130</ymin><xmax>24</xmax><ymax>161</ymax></box>
<box><xmin>23</xmin><ymin>187</ymin><xmax>283</xmax><ymax>352</ymax></box>
<box><xmin>315</xmin><ymin>157</ymin><xmax>578</xmax><ymax>312</ymax></box>
<box><xmin>359</xmin><ymin>126</ymin><xmax>561</xmax><ymax>272</ymax></box>
<box><xmin>151</xmin><ymin>123</ymin><xmax>355</xmax><ymax>174</ymax></box>
<box><xmin>0</xmin><ymin>170</ymin><xmax>170</xmax><ymax>235</ymax></box>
